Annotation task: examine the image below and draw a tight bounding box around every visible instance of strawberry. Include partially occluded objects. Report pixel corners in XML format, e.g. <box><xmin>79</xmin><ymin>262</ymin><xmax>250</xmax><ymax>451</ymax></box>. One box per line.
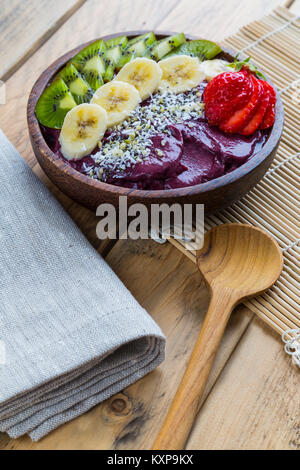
<box><xmin>203</xmin><ymin>55</ymin><xmax>277</xmax><ymax>135</ymax></box>
<box><xmin>220</xmin><ymin>75</ymin><xmax>262</xmax><ymax>134</ymax></box>
<box><xmin>260</xmin><ymin>81</ymin><xmax>276</xmax><ymax>129</ymax></box>
<box><xmin>239</xmin><ymin>80</ymin><xmax>269</xmax><ymax>135</ymax></box>
<box><xmin>203</xmin><ymin>69</ymin><xmax>254</xmax><ymax>125</ymax></box>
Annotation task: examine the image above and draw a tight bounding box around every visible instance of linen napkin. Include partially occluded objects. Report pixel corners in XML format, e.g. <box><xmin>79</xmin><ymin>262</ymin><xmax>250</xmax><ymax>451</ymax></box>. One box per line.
<box><xmin>0</xmin><ymin>129</ymin><xmax>165</xmax><ymax>441</ymax></box>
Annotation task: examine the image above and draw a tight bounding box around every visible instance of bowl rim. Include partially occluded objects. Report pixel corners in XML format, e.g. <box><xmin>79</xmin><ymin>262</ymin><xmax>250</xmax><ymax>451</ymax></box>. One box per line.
<box><xmin>27</xmin><ymin>30</ymin><xmax>284</xmax><ymax>200</ymax></box>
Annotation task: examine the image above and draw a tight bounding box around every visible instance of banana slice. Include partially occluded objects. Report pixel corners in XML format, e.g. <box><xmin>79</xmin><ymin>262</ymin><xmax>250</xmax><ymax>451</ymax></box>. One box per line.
<box><xmin>114</xmin><ymin>58</ymin><xmax>162</xmax><ymax>100</ymax></box>
<box><xmin>199</xmin><ymin>59</ymin><xmax>231</xmax><ymax>81</ymax></box>
<box><xmin>158</xmin><ymin>55</ymin><xmax>204</xmax><ymax>93</ymax></box>
<box><xmin>59</xmin><ymin>103</ymin><xmax>107</xmax><ymax>160</ymax></box>
<box><xmin>91</xmin><ymin>80</ymin><xmax>140</xmax><ymax>127</ymax></box>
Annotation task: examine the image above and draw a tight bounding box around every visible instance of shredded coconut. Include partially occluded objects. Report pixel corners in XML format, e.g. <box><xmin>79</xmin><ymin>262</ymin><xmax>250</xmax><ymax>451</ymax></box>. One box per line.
<box><xmin>86</xmin><ymin>86</ymin><xmax>205</xmax><ymax>180</ymax></box>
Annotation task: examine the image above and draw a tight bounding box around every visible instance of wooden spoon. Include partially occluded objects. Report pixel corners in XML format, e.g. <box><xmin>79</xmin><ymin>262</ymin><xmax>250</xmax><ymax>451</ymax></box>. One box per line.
<box><xmin>152</xmin><ymin>223</ymin><xmax>283</xmax><ymax>450</ymax></box>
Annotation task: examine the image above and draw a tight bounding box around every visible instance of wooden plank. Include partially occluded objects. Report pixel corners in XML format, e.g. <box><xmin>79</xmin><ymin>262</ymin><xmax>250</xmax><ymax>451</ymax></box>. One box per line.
<box><xmin>158</xmin><ymin>0</ymin><xmax>288</xmax><ymax>40</ymax></box>
<box><xmin>0</xmin><ymin>0</ymin><xmax>87</xmax><ymax>81</ymax></box>
<box><xmin>2</xmin><ymin>239</ymin><xmax>252</xmax><ymax>450</ymax></box>
<box><xmin>290</xmin><ymin>0</ymin><xmax>300</xmax><ymax>14</ymax></box>
<box><xmin>186</xmin><ymin>317</ymin><xmax>300</xmax><ymax>450</ymax></box>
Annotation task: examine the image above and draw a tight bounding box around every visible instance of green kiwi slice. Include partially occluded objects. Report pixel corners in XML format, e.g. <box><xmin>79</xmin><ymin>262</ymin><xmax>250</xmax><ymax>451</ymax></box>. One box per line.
<box><xmin>145</xmin><ymin>33</ymin><xmax>186</xmax><ymax>60</ymax></box>
<box><xmin>104</xmin><ymin>36</ymin><xmax>128</xmax><ymax>82</ymax></box>
<box><xmin>105</xmin><ymin>35</ymin><xmax>128</xmax><ymax>49</ymax></box>
<box><xmin>35</xmin><ymin>78</ymin><xmax>77</xmax><ymax>129</ymax></box>
<box><xmin>104</xmin><ymin>45</ymin><xmax>124</xmax><ymax>81</ymax></box>
<box><xmin>58</xmin><ymin>63</ymin><xmax>94</xmax><ymax>104</ymax></box>
<box><xmin>116</xmin><ymin>33</ymin><xmax>156</xmax><ymax>70</ymax></box>
<box><xmin>164</xmin><ymin>39</ymin><xmax>222</xmax><ymax>60</ymax></box>
<box><xmin>126</xmin><ymin>32</ymin><xmax>156</xmax><ymax>55</ymax></box>
<box><xmin>71</xmin><ymin>39</ymin><xmax>106</xmax><ymax>91</ymax></box>
<box><xmin>117</xmin><ymin>50</ymin><xmax>133</xmax><ymax>69</ymax></box>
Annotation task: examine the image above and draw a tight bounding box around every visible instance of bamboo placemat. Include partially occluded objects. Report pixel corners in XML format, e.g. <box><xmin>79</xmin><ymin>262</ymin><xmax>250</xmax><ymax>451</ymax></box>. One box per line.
<box><xmin>169</xmin><ymin>6</ymin><xmax>300</xmax><ymax>337</ymax></box>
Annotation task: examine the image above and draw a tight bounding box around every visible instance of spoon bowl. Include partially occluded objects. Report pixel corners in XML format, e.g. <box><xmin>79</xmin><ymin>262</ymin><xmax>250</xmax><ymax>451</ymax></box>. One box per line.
<box><xmin>153</xmin><ymin>223</ymin><xmax>283</xmax><ymax>450</ymax></box>
<box><xmin>198</xmin><ymin>223</ymin><xmax>283</xmax><ymax>296</ymax></box>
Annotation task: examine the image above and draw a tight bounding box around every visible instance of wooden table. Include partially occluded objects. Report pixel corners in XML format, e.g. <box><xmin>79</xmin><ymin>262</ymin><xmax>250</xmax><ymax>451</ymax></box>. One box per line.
<box><xmin>1</xmin><ymin>0</ymin><xmax>299</xmax><ymax>451</ymax></box>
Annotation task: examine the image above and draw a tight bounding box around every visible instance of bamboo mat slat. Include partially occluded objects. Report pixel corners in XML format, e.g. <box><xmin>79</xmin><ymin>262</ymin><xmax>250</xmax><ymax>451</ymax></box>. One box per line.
<box><xmin>169</xmin><ymin>6</ymin><xmax>300</xmax><ymax>337</ymax></box>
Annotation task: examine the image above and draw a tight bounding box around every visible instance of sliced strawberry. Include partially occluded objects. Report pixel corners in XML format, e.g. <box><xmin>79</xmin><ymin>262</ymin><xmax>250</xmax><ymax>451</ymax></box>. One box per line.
<box><xmin>260</xmin><ymin>81</ymin><xmax>276</xmax><ymax>129</ymax></box>
<box><xmin>203</xmin><ymin>69</ymin><xmax>254</xmax><ymax>125</ymax></box>
<box><xmin>220</xmin><ymin>75</ymin><xmax>262</xmax><ymax>134</ymax></box>
<box><xmin>261</xmin><ymin>107</ymin><xmax>275</xmax><ymax>129</ymax></box>
<box><xmin>239</xmin><ymin>80</ymin><xmax>269</xmax><ymax>135</ymax></box>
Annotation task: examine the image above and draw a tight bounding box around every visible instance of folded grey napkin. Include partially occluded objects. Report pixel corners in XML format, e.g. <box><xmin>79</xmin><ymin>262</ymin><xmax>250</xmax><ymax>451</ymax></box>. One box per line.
<box><xmin>0</xmin><ymin>129</ymin><xmax>165</xmax><ymax>441</ymax></box>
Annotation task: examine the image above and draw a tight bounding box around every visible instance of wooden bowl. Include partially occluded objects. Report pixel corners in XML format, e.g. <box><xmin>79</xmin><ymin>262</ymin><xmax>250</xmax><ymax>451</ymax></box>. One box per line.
<box><xmin>27</xmin><ymin>31</ymin><xmax>284</xmax><ymax>213</ymax></box>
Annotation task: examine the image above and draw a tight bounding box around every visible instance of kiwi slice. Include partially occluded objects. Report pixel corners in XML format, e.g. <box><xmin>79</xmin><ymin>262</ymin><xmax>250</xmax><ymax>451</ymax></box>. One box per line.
<box><xmin>105</xmin><ymin>35</ymin><xmax>128</xmax><ymax>49</ymax></box>
<box><xmin>116</xmin><ymin>32</ymin><xmax>157</xmax><ymax>70</ymax></box>
<box><xmin>145</xmin><ymin>33</ymin><xmax>186</xmax><ymax>60</ymax></box>
<box><xmin>126</xmin><ymin>32</ymin><xmax>156</xmax><ymax>55</ymax></box>
<box><xmin>164</xmin><ymin>39</ymin><xmax>222</xmax><ymax>60</ymax></box>
<box><xmin>58</xmin><ymin>63</ymin><xmax>94</xmax><ymax>104</ymax></box>
<box><xmin>36</xmin><ymin>78</ymin><xmax>77</xmax><ymax>129</ymax></box>
<box><xmin>104</xmin><ymin>37</ymin><xmax>128</xmax><ymax>82</ymax></box>
<box><xmin>117</xmin><ymin>50</ymin><xmax>134</xmax><ymax>69</ymax></box>
<box><xmin>71</xmin><ymin>39</ymin><xmax>106</xmax><ymax>91</ymax></box>
<box><xmin>104</xmin><ymin>46</ymin><xmax>123</xmax><ymax>81</ymax></box>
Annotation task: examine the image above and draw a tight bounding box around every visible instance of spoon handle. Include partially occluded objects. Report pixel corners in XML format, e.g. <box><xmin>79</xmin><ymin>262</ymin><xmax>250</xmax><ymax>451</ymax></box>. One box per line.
<box><xmin>152</xmin><ymin>291</ymin><xmax>235</xmax><ymax>450</ymax></box>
